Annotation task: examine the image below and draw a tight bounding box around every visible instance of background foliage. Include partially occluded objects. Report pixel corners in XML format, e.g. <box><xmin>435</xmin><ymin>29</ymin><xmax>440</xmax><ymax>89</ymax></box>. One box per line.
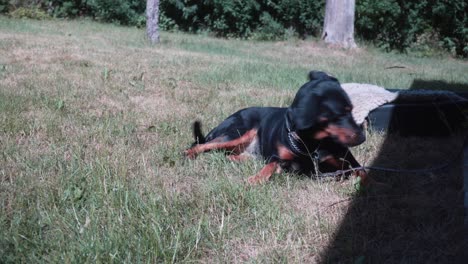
<box><xmin>1</xmin><ymin>0</ymin><xmax>466</xmax><ymax>57</ymax></box>
<box><xmin>356</xmin><ymin>0</ymin><xmax>467</xmax><ymax>57</ymax></box>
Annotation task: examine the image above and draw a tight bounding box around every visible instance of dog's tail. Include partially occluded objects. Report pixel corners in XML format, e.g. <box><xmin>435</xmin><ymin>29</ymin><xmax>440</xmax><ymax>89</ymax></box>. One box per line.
<box><xmin>192</xmin><ymin>121</ymin><xmax>206</xmax><ymax>145</ymax></box>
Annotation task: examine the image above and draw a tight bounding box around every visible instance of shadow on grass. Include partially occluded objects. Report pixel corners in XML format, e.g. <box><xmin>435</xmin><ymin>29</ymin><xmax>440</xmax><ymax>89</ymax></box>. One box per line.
<box><xmin>319</xmin><ymin>81</ymin><xmax>468</xmax><ymax>263</ymax></box>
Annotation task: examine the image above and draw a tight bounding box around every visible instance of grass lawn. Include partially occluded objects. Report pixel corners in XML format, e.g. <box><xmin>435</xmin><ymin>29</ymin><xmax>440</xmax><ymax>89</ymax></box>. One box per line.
<box><xmin>1</xmin><ymin>17</ymin><xmax>467</xmax><ymax>263</ymax></box>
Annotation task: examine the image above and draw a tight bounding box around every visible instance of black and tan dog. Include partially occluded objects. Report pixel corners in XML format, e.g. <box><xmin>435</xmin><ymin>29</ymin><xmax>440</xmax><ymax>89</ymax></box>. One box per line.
<box><xmin>184</xmin><ymin>71</ymin><xmax>367</xmax><ymax>184</ymax></box>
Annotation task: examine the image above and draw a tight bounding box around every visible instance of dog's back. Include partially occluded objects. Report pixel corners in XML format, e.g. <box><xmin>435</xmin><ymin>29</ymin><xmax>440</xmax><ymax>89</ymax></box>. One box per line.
<box><xmin>192</xmin><ymin>107</ymin><xmax>285</xmax><ymax>145</ymax></box>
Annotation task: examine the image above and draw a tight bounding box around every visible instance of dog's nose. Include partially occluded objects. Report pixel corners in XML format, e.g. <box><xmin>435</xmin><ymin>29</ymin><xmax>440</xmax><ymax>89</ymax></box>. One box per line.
<box><xmin>347</xmin><ymin>131</ymin><xmax>365</xmax><ymax>146</ymax></box>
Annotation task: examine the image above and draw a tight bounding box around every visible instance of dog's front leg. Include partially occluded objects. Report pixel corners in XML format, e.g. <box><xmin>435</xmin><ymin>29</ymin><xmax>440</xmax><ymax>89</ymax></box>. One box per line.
<box><xmin>247</xmin><ymin>162</ymin><xmax>278</xmax><ymax>185</ymax></box>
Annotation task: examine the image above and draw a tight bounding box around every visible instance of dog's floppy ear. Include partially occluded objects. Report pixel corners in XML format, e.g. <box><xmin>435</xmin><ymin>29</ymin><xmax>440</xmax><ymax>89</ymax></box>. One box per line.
<box><xmin>287</xmin><ymin>92</ymin><xmax>320</xmax><ymax>131</ymax></box>
<box><xmin>308</xmin><ymin>71</ymin><xmax>337</xmax><ymax>82</ymax></box>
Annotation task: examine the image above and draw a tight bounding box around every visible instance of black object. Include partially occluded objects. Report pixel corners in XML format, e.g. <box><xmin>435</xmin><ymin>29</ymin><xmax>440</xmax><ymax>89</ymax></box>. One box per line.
<box><xmin>368</xmin><ymin>90</ymin><xmax>468</xmax><ymax>136</ymax></box>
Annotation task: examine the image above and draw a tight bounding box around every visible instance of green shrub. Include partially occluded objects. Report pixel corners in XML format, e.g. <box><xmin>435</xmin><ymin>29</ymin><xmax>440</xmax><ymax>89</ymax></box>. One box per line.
<box><xmin>47</xmin><ymin>0</ymin><xmax>145</xmax><ymax>26</ymax></box>
<box><xmin>0</xmin><ymin>0</ymin><xmax>8</xmax><ymax>13</ymax></box>
<box><xmin>9</xmin><ymin>6</ymin><xmax>50</xmax><ymax>19</ymax></box>
<box><xmin>356</xmin><ymin>0</ymin><xmax>467</xmax><ymax>57</ymax></box>
<box><xmin>48</xmin><ymin>0</ymin><xmax>84</xmax><ymax>17</ymax></box>
<box><xmin>198</xmin><ymin>0</ymin><xmax>259</xmax><ymax>37</ymax></box>
<box><xmin>160</xmin><ymin>0</ymin><xmax>324</xmax><ymax>39</ymax></box>
<box><xmin>252</xmin><ymin>12</ymin><xmax>286</xmax><ymax>40</ymax></box>
<box><xmin>3</xmin><ymin>0</ymin><xmax>466</xmax><ymax>57</ymax></box>
<box><xmin>1</xmin><ymin>0</ymin><xmax>48</xmax><ymax>14</ymax></box>
<box><xmin>430</xmin><ymin>1</ymin><xmax>467</xmax><ymax>57</ymax></box>
<box><xmin>159</xmin><ymin>9</ymin><xmax>178</xmax><ymax>31</ymax></box>
<box><xmin>86</xmin><ymin>0</ymin><xmax>145</xmax><ymax>26</ymax></box>
<box><xmin>262</xmin><ymin>0</ymin><xmax>324</xmax><ymax>37</ymax></box>
<box><xmin>159</xmin><ymin>0</ymin><xmax>262</xmax><ymax>37</ymax></box>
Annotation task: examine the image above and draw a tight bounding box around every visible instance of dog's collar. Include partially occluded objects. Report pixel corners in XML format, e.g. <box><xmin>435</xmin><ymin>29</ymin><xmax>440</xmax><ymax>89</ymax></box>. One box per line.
<box><xmin>285</xmin><ymin>117</ymin><xmax>309</xmax><ymax>156</ymax></box>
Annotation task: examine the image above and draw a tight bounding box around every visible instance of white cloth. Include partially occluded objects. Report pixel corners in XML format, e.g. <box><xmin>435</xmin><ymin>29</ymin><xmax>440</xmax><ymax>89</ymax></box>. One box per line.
<box><xmin>341</xmin><ymin>83</ymin><xmax>399</xmax><ymax>125</ymax></box>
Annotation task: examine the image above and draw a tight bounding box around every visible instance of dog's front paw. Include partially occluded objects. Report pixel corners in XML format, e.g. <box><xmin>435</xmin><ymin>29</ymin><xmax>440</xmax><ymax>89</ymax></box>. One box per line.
<box><xmin>247</xmin><ymin>175</ymin><xmax>262</xmax><ymax>185</ymax></box>
<box><xmin>353</xmin><ymin>170</ymin><xmax>390</xmax><ymax>190</ymax></box>
<box><xmin>183</xmin><ymin>148</ymin><xmax>197</xmax><ymax>159</ymax></box>
<box><xmin>247</xmin><ymin>162</ymin><xmax>277</xmax><ymax>185</ymax></box>
<box><xmin>354</xmin><ymin>170</ymin><xmax>368</xmax><ymax>186</ymax></box>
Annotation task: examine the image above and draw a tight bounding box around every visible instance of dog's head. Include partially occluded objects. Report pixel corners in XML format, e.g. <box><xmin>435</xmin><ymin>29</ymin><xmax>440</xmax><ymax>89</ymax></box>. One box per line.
<box><xmin>287</xmin><ymin>71</ymin><xmax>365</xmax><ymax>146</ymax></box>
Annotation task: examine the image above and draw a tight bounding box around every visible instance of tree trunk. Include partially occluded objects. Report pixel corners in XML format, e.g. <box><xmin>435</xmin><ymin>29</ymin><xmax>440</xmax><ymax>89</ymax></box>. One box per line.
<box><xmin>322</xmin><ymin>0</ymin><xmax>357</xmax><ymax>49</ymax></box>
<box><xmin>146</xmin><ymin>0</ymin><xmax>160</xmax><ymax>44</ymax></box>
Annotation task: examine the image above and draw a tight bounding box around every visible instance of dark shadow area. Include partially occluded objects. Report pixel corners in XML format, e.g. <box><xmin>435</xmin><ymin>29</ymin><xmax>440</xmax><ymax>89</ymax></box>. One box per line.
<box><xmin>320</xmin><ymin>81</ymin><xmax>468</xmax><ymax>263</ymax></box>
<box><xmin>370</xmin><ymin>85</ymin><xmax>468</xmax><ymax>137</ymax></box>
<box><xmin>410</xmin><ymin>79</ymin><xmax>468</xmax><ymax>92</ymax></box>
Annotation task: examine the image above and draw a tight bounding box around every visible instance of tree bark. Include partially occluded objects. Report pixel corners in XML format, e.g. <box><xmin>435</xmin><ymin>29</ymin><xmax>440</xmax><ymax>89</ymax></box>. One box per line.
<box><xmin>322</xmin><ymin>0</ymin><xmax>357</xmax><ymax>49</ymax></box>
<box><xmin>146</xmin><ymin>0</ymin><xmax>160</xmax><ymax>44</ymax></box>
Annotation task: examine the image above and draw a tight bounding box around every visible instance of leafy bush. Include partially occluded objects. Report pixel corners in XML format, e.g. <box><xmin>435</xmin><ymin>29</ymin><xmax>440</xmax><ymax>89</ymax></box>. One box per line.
<box><xmin>86</xmin><ymin>0</ymin><xmax>145</xmax><ymax>26</ymax></box>
<box><xmin>252</xmin><ymin>12</ymin><xmax>286</xmax><ymax>40</ymax></box>
<box><xmin>9</xmin><ymin>6</ymin><xmax>50</xmax><ymax>19</ymax></box>
<box><xmin>200</xmin><ymin>0</ymin><xmax>260</xmax><ymax>37</ymax></box>
<box><xmin>430</xmin><ymin>1</ymin><xmax>467</xmax><ymax>57</ymax></box>
<box><xmin>47</xmin><ymin>0</ymin><xmax>145</xmax><ymax>26</ymax></box>
<box><xmin>356</xmin><ymin>0</ymin><xmax>467</xmax><ymax>57</ymax></box>
<box><xmin>1</xmin><ymin>0</ymin><xmax>45</xmax><ymax>14</ymax></box>
<box><xmin>159</xmin><ymin>9</ymin><xmax>178</xmax><ymax>31</ymax></box>
<box><xmin>159</xmin><ymin>0</ymin><xmax>260</xmax><ymax>37</ymax></box>
<box><xmin>2</xmin><ymin>0</ymin><xmax>466</xmax><ymax>57</ymax></box>
<box><xmin>47</xmin><ymin>0</ymin><xmax>86</xmax><ymax>17</ymax></box>
<box><xmin>0</xmin><ymin>0</ymin><xmax>8</xmax><ymax>13</ymax></box>
<box><xmin>262</xmin><ymin>0</ymin><xmax>324</xmax><ymax>37</ymax></box>
<box><xmin>160</xmin><ymin>0</ymin><xmax>324</xmax><ymax>39</ymax></box>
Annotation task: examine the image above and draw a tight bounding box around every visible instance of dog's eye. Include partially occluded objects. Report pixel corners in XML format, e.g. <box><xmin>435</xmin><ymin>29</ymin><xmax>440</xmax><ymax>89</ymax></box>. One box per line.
<box><xmin>318</xmin><ymin>117</ymin><xmax>328</xmax><ymax>124</ymax></box>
